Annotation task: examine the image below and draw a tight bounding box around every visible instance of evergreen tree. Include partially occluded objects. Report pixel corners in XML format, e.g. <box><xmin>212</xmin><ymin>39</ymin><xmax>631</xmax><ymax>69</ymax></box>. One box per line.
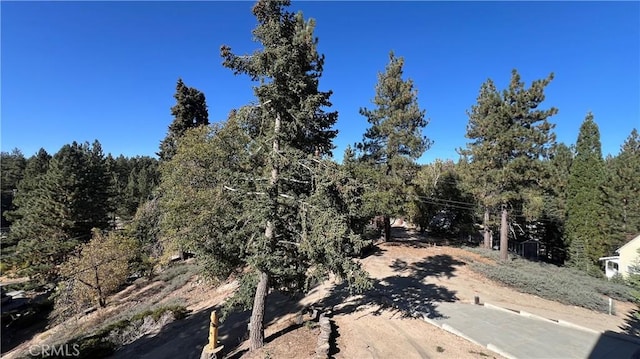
<box><xmin>106</xmin><ymin>155</ymin><xmax>160</xmax><ymax>220</ymax></box>
<box><xmin>74</xmin><ymin>140</ymin><xmax>113</xmax><ymax>235</ymax></box>
<box><xmin>1</xmin><ymin>149</ymin><xmax>27</xmax><ymax>227</ymax></box>
<box><xmin>565</xmin><ymin>113</ymin><xmax>608</xmax><ymax>273</ymax></box>
<box><xmin>222</xmin><ymin>2</ymin><xmax>370</xmax><ymax>347</ymax></box>
<box><xmin>355</xmin><ymin>51</ymin><xmax>431</xmax><ymax>241</ymax></box>
<box><xmin>161</xmin><ymin>1</ymin><xmax>369</xmax><ymax>350</ymax></box>
<box><xmin>4</xmin><ymin>149</ymin><xmax>51</xmax><ymax>264</ymax></box>
<box><xmin>158</xmin><ymin>78</ymin><xmax>210</xmax><ymax>161</ymax></box>
<box><xmin>9</xmin><ymin>142</ymin><xmax>112</xmax><ymax>282</ymax></box>
<box><xmin>539</xmin><ymin>142</ymin><xmax>573</xmax><ymax>263</ymax></box>
<box><xmin>604</xmin><ymin>129</ymin><xmax>640</xmax><ymax>246</ymax></box>
<box><xmin>459</xmin><ymin>70</ymin><xmax>557</xmax><ymax>260</ymax></box>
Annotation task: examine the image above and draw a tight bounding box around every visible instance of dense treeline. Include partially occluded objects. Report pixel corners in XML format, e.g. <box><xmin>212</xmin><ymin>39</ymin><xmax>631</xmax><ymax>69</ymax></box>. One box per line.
<box><xmin>2</xmin><ymin>0</ymin><xmax>639</xmax><ymax>352</ymax></box>
<box><xmin>0</xmin><ymin>144</ymin><xmax>159</xmax><ymax>281</ymax></box>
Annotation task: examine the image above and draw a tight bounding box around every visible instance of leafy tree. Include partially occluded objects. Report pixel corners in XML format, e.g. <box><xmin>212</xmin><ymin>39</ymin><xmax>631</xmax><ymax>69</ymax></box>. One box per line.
<box><xmin>161</xmin><ymin>1</ymin><xmax>369</xmax><ymax>350</ymax></box>
<box><xmin>565</xmin><ymin>113</ymin><xmax>608</xmax><ymax>273</ymax></box>
<box><xmin>459</xmin><ymin>70</ymin><xmax>557</xmax><ymax>260</ymax></box>
<box><xmin>603</xmin><ymin>129</ymin><xmax>640</xmax><ymax>246</ymax></box>
<box><xmin>355</xmin><ymin>51</ymin><xmax>431</xmax><ymax>241</ymax></box>
<box><xmin>126</xmin><ymin>197</ymin><xmax>162</xmax><ymax>278</ymax></box>
<box><xmin>158</xmin><ymin>79</ymin><xmax>209</xmax><ymax>162</ymax></box>
<box><xmin>57</xmin><ymin>229</ymin><xmax>137</xmax><ymax>313</ymax></box>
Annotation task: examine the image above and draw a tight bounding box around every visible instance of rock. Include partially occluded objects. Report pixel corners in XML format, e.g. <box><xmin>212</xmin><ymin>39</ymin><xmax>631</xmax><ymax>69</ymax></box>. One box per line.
<box><xmin>200</xmin><ymin>345</ymin><xmax>223</xmax><ymax>359</ymax></box>
<box><xmin>315</xmin><ymin>342</ymin><xmax>330</xmax><ymax>356</ymax></box>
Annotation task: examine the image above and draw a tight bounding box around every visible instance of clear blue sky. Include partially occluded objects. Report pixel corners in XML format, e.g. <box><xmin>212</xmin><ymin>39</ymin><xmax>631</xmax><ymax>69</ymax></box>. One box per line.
<box><xmin>2</xmin><ymin>1</ymin><xmax>639</xmax><ymax>164</ymax></box>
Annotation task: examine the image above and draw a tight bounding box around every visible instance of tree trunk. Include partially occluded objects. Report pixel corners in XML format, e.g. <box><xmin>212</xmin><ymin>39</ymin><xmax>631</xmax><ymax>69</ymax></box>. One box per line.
<box><xmin>483</xmin><ymin>207</ymin><xmax>491</xmax><ymax>249</ymax></box>
<box><xmin>249</xmin><ymin>109</ymin><xmax>280</xmax><ymax>351</ymax></box>
<box><xmin>249</xmin><ymin>270</ymin><xmax>269</xmax><ymax>350</ymax></box>
<box><xmin>94</xmin><ymin>266</ymin><xmax>106</xmax><ymax>308</ymax></box>
<box><xmin>383</xmin><ymin>215</ymin><xmax>391</xmax><ymax>242</ymax></box>
<box><xmin>500</xmin><ymin>205</ymin><xmax>508</xmax><ymax>261</ymax></box>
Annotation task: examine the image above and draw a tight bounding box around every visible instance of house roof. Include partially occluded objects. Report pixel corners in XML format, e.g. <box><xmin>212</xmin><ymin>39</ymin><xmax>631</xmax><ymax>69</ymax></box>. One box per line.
<box><xmin>615</xmin><ymin>233</ymin><xmax>640</xmax><ymax>254</ymax></box>
<box><xmin>598</xmin><ymin>256</ymin><xmax>620</xmax><ymax>261</ymax></box>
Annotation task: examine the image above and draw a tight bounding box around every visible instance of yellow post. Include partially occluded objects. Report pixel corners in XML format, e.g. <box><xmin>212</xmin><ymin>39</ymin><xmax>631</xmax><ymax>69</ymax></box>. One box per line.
<box><xmin>208</xmin><ymin>311</ymin><xmax>219</xmax><ymax>351</ymax></box>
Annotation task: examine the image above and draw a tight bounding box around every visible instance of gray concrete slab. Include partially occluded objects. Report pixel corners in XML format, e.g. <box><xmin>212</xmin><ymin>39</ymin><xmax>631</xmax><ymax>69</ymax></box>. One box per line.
<box><xmin>424</xmin><ymin>302</ymin><xmax>640</xmax><ymax>359</ymax></box>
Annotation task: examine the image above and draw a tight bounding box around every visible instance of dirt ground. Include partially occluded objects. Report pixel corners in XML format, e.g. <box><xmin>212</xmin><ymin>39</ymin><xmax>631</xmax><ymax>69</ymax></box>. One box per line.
<box><xmin>3</xmin><ymin>227</ymin><xmax>636</xmax><ymax>359</ymax></box>
<box><xmin>241</xmin><ymin>227</ymin><xmax>635</xmax><ymax>359</ymax></box>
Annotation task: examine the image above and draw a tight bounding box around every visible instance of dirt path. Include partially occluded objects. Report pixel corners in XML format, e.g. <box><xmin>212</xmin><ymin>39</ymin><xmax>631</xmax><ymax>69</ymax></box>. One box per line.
<box><xmin>4</xmin><ymin>227</ymin><xmax>635</xmax><ymax>359</ymax></box>
<box><xmin>299</xmin><ymin>227</ymin><xmax>635</xmax><ymax>359</ymax></box>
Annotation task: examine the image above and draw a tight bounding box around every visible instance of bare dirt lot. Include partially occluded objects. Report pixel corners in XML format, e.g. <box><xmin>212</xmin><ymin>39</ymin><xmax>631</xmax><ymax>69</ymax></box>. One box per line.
<box><xmin>3</xmin><ymin>227</ymin><xmax>636</xmax><ymax>359</ymax></box>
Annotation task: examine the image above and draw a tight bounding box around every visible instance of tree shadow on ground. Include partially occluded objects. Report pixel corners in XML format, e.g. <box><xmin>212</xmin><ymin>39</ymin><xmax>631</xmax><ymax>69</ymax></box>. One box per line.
<box><xmin>384</xmin><ymin>226</ymin><xmax>465</xmax><ymax>248</ymax></box>
<box><xmin>319</xmin><ymin>254</ymin><xmax>463</xmax><ymax>320</ymax></box>
<box><xmin>588</xmin><ymin>331</ymin><xmax>640</xmax><ymax>358</ymax></box>
<box><xmin>1</xmin><ymin>292</ymin><xmax>53</xmax><ymax>354</ymax></box>
<box><xmin>329</xmin><ymin>319</ymin><xmax>340</xmax><ymax>358</ymax></box>
<box><xmin>620</xmin><ymin>309</ymin><xmax>640</xmax><ymax>337</ymax></box>
<box><xmin>111</xmin><ymin>291</ymin><xmax>304</xmax><ymax>359</ymax></box>
<box><xmin>359</xmin><ymin>244</ymin><xmax>387</xmax><ymax>259</ymax></box>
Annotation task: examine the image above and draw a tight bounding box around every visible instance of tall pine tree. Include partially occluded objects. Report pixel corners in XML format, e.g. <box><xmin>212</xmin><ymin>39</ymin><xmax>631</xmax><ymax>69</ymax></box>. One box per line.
<box><xmin>161</xmin><ymin>1</ymin><xmax>369</xmax><ymax>351</ymax></box>
<box><xmin>158</xmin><ymin>78</ymin><xmax>209</xmax><ymax>161</ymax></box>
<box><xmin>356</xmin><ymin>51</ymin><xmax>431</xmax><ymax>241</ymax></box>
<box><xmin>539</xmin><ymin>142</ymin><xmax>573</xmax><ymax>263</ymax></box>
<box><xmin>460</xmin><ymin>70</ymin><xmax>557</xmax><ymax>260</ymax></box>
<box><xmin>1</xmin><ymin>149</ymin><xmax>27</xmax><ymax>228</ymax></box>
<box><xmin>565</xmin><ymin>113</ymin><xmax>608</xmax><ymax>273</ymax></box>
<box><xmin>603</xmin><ymin>128</ymin><xmax>640</xmax><ymax>247</ymax></box>
<box><xmin>9</xmin><ymin>142</ymin><xmax>112</xmax><ymax>282</ymax></box>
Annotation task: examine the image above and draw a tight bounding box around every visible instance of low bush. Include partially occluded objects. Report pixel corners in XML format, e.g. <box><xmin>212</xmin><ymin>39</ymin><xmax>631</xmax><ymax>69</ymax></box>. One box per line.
<box><xmin>30</xmin><ymin>305</ymin><xmax>189</xmax><ymax>359</ymax></box>
<box><xmin>155</xmin><ymin>262</ymin><xmax>197</xmax><ymax>283</ymax></box>
<box><xmin>465</xmin><ymin>247</ymin><xmax>634</xmax><ymax>313</ymax></box>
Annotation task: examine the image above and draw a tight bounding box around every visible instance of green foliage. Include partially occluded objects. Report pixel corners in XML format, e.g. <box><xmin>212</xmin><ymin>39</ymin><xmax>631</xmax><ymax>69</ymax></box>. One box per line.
<box><xmin>1</xmin><ymin>148</ymin><xmax>27</xmax><ymax>227</ymax></box>
<box><xmin>603</xmin><ymin>128</ymin><xmax>640</xmax><ymax>247</ymax></box>
<box><xmin>8</xmin><ymin>142</ymin><xmax>112</xmax><ymax>283</ymax></box>
<box><xmin>354</xmin><ymin>52</ymin><xmax>431</xmax><ymax>238</ymax></box>
<box><xmin>2</xmin><ymin>149</ymin><xmax>51</xmax><ymax>266</ymax></box>
<box><xmin>626</xmin><ymin>250</ymin><xmax>640</xmax><ymax>336</ymax></box>
<box><xmin>221</xmin><ymin>1</ymin><xmax>337</xmax><ymax>157</ymax></box>
<box><xmin>161</xmin><ymin>1</ymin><xmax>370</xmax><ymax>348</ymax></box>
<box><xmin>158</xmin><ymin>124</ymin><xmax>249</xmax><ymax>279</ymax></box>
<box><xmin>466</xmin><ymin>247</ymin><xmax>633</xmax><ymax>312</ymax></box>
<box><xmin>536</xmin><ymin>142</ymin><xmax>573</xmax><ymax>263</ymax></box>
<box><xmin>106</xmin><ymin>155</ymin><xmax>160</xmax><ymax>219</ymax></box>
<box><xmin>409</xmin><ymin>160</ymin><xmax>475</xmax><ymax>235</ymax></box>
<box><xmin>158</xmin><ymin>78</ymin><xmax>209</xmax><ymax>162</ymax></box>
<box><xmin>460</xmin><ymin>70</ymin><xmax>557</xmax><ymax>206</ymax></box>
<box><xmin>125</xmin><ymin>198</ymin><xmax>162</xmax><ymax>277</ymax></box>
<box><xmin>459</xmin><ymin>70</ymin><xmax>558</xmax><ymax>257</ymax></box>
<box><xmin>221</xmin><ymin>272</ymin><xmax>259</xmax><ymax>320</ymax></box>
<box><xmin>565</xmin><ymin>113</ymin><xmax>609</xmax><ymax>272</ymax></box>
<box><xmin>358</xmin><ymin>51</ymin><xmax>431</xmax><ymax>164</ymax></box>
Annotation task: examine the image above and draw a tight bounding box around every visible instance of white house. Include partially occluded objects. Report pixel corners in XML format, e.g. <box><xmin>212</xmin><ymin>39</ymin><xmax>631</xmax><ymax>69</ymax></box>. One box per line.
<box><xmin>599</xmin><ymin>234</ymin><xmax>640</xmax><ymax>279</ymax></box>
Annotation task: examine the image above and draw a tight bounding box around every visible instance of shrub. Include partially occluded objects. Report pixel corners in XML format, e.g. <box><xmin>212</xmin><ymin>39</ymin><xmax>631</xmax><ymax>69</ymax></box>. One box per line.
<box><xmin>464</xmin><ymin>247</ymin><xmax>634</xmax><ymax>313</ymax></box>
<box><xmin>30</xmin><ymin>305</ymin><xmax>189</xmax><ymax>359</ymax></box>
